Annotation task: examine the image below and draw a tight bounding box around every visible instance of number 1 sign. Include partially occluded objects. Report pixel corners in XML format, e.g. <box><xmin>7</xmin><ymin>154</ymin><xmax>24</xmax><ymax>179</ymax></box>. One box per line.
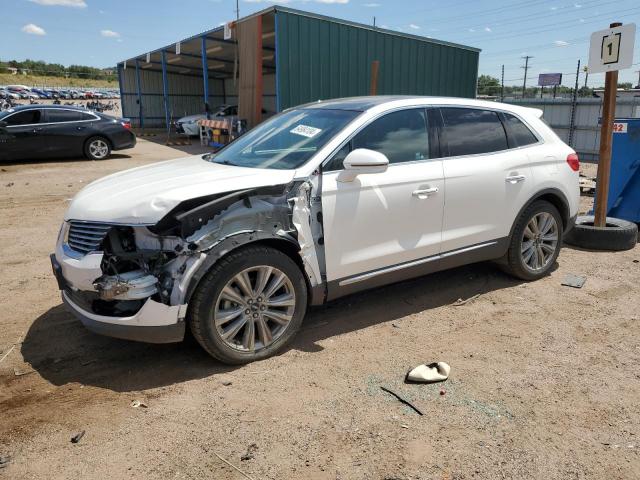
<box><xmin>588</xmin><ymin>23</ymin><xmax>635</xmax><ymax>74</ymax></box>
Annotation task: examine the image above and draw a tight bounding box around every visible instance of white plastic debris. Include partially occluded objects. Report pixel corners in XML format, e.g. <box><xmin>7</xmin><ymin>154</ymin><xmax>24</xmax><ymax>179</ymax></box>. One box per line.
<box><xmin>405</xmin><ymin>362</ymin><xmax>451</xmax><ymax>383</ymax></box>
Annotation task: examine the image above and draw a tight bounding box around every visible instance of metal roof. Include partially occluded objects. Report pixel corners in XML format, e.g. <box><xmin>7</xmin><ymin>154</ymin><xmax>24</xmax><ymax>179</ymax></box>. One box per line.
<box><xmin>118</xmin><ymin>5</ymin><xmax>480</xmax><ymax>67</ymax></box>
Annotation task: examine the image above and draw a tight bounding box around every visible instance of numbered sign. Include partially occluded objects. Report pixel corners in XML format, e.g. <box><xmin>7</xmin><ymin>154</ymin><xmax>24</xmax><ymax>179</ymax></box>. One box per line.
<box><xmin>588</xmin><ymin>23</ymin><xmax>635</xmax><ymax>73</ymax></box>
<box><xmin>613</xmin><ymin>122</ymin><xmax>628</xmax><ymax>133</ymax></box>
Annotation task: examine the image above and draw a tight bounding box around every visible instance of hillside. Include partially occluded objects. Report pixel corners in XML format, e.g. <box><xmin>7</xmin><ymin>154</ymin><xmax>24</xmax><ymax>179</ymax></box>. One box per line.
<box><xmin>0</xmin><ymin>74</ymin><xmax>118</xmax><ymax>89</ymax></box>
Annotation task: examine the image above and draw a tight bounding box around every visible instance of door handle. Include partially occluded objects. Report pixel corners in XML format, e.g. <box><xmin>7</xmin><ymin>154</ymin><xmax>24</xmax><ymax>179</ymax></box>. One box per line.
<box><xmin>32</xmin><ymin>127</ymin><xmax>43</xmax><ymax>133</ymax></box>
<box><xmin>505</xmin><ymin>175</ymin><xmax>526</xmax><ymax>184</ymax></box>
<box><xmin>412</xmin><ymin>187</ymin><xmax>439</xmax><ymax>198</ymax></box>
<box><xmin>76</xmin><ymin>126</ymin><xmax>86</xmax><ymax>131</ymax></box>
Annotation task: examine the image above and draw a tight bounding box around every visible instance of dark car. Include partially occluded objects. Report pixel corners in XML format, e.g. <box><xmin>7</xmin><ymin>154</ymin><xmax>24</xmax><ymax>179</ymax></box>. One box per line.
<box><xmin>0</xmin><ymin>105</ymin><xmax>136</xmax><ymax>161</ymax></box>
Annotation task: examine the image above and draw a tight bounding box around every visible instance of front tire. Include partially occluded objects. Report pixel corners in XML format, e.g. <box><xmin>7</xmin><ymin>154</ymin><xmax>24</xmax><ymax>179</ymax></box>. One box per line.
<box><xmin>84</xmin><ymin>136</ymin><xmax>111</xmax><ymax>160</ymax></box>
<box><xmin>189</xmin><ymin>245</ymin><xmax>308</xmax><ymax>364</ymax></box>
<box><xmin>503</xmin><ymin>200</ymin><xmax>563</xmax><ymax>281</ymax></box>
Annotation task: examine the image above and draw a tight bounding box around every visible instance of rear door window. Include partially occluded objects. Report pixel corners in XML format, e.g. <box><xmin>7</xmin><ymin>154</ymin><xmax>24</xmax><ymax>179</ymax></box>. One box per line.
<box><xmin>502</xmin><ymin>113</ymin><xmax>539</xmax><ymax>147</ymax></box>
<box><xmin>4</xmin><ymin>109</ymin><xmax>42</xmax><ymax>126</ymax></box>
<box><xmin>46</xmin><ymin>109</ymin><xmax>85</xmax><ymax>123</ymax></box>
<box><xmin>440</xmin><ymin>107</ymin><xmax>508</xmax><ymax>157</ymax></box>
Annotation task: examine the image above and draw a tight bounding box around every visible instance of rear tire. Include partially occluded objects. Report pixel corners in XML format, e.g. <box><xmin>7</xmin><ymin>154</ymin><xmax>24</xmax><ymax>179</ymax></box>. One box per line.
<box><xmin>189</xmin><ymin>245</ymin><xmax>308</xmax><ymax>364</ymax></box>
<box><xmin>84</xmin><ymin>136</ymin><xmax>111</xmax><ymax>160</ymax></box>
<box><xmin>503</xmin><ymin>200</ymin><xmax>563</xmax><ymax>281</ymax></box>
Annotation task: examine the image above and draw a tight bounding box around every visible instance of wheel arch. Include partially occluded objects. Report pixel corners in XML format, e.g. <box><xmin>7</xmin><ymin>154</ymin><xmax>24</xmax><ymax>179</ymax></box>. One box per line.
<box><xmin>83</xmin><ymin>134</ymin><xmax>113</xmax><ymax>152</ymax></box>
<box><xmin>183</xmin><ymin>234</ymin><xmax>313</xmax><ymax>308</ymax></box>
<box><xmin>508</xmin><ymin>188</ymin><xmax>570</xmax><ymax>241</ymax></box>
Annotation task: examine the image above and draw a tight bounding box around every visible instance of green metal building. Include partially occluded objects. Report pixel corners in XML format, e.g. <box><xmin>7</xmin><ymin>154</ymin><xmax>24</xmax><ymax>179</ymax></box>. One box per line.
<box><xmin>118</xmin><ymin>6</ymin><xmax>480</xmax><ymax>128</ymax></box>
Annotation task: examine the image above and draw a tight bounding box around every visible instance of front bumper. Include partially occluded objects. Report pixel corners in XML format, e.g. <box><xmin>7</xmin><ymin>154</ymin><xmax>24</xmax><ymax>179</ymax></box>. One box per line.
<box><xmin>176</xmin><ymin>122</ymin><xmax>199</xmax><ymax>136</ymax></box>
<box><xmin>51</xmin><ymin>253</ymin><xmax>186</xmax><ymax>344</ymax></box>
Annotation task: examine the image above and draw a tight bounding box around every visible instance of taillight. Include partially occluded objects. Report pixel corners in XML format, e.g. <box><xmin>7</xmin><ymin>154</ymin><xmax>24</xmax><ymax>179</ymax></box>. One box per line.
<box><xmin>566</xmin><ymin>153</ymin><xmax>579</xmax><ymax>172</ymax></box>
<box><xmin>121</xmin><ymin>120</ymin><xmax>131</xmax><ymax>130</ymax></box>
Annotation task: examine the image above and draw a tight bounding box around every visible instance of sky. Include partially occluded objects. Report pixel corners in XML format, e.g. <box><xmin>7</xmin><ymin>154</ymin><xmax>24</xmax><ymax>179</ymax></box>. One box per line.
<box><xmin>2</xmin><ymin>0</ymin><xmax>640</xmax><ymax>87</ymax></box>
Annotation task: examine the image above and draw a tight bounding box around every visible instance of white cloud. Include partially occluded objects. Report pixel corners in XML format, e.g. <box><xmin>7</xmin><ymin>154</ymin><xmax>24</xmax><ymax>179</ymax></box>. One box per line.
<box><xmin>550</xmin><ymin>5</ymin><xmax>558</xmax><ymax>10</ymax></box>
<box><xmin>468</xmin><ymin>28</ymin><xmax>475</xmax><ymax>32</ymax></box>
<box><xmin>380</xmin><ymin>24</ymin><xmax>389</xmax><ymax>29</ymax></box>
<box><xmin>484</xmin><ymin>26</ymin><xmax>492</xmax><ymax>32</ymax></box>
<box><xmin>22</xmin><ymin>23</ymin><xmax>46</xmax><ymax>35</ymax></box>
<box><xmin>574</xmin><ymin>2</ymin><xmax>582</xmax><ymax>7</ymax></box>
<box><xmin>243</xmin><ymin>0</ymin><xmax>291</xmax><ymax>3</ymax></box>
<box><xmin>315</xmin><ymin>0</ymin><xmax>349</xmax><ymax>3</ymax></box>
<box><xmin>554</xmin><ymin>40</ymin><xmax>569</xmax><ymax>47</ymax></box>
<box><xmin>363</xmin><ymin>2</ymin><xmax>381</xmax><ymax>6</ymax></box>
<box><xmin>409</xmin><ymin>24</ymin><xmax>420</xmax><ymax>30</ymax></box>
<box><xmin>28</xmin><ymin>0</ymin><xmax>87</xmax><ymax>7</ymax></box>
<box><xmin>101</xmin><ymin>29</ymin><xmax>120</xmax><ymax>38</ymax></box>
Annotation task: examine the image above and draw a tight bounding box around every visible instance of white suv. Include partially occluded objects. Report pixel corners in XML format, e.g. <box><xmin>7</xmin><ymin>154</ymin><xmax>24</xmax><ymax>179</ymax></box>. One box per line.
<box><xmin>51</xmin><ymin>96</ymin><xmax>580</xmax><ymax>364</ymax></box>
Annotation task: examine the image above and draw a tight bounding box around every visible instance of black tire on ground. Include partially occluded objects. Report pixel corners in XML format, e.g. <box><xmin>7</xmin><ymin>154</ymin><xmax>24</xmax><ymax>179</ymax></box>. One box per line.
<box><xmin>189</xmin><ymin>245</ymin><xmax>308</xmax><ymax>364</ymax></box>
<box><xmin>84</xmin><ymin>136</ymin><xmax>111</xmax><ymax>160</ymax></box>
<box><xmin>564</xmin><ymin>215</ymin><xmax>638</xmax><ymax>251</ymax></box>
<box><xmin>502</xmin><ymin>200</ymin><xmax>564</xmax><ymax>281</ymax></box>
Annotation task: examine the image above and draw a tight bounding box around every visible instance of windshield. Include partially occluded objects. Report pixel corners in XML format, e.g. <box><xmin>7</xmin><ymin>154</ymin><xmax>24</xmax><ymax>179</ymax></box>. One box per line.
<box><xmin>208</xmin><ymin>108</ymin><xmax>360</xmax><ymax>170</ymax></box>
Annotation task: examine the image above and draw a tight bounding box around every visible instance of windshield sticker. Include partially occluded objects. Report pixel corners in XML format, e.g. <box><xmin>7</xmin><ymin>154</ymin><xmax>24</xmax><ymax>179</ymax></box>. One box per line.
<box><xmin>290</xmin><ymin>124</ymin><xmax>322</xmax><ymax>138</ymax></box>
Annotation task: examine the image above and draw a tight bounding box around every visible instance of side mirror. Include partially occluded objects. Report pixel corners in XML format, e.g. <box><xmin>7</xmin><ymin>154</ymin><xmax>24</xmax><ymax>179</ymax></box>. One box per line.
<box><xmin>338</xmin><ymin>148</ymin><xmax>389</xmax><ymax>182</ymax></box>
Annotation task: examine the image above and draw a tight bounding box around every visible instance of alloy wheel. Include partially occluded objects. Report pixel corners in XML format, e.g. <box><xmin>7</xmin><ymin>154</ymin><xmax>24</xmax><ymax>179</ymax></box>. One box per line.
<box><xmin>521</xmin><ymin>212</ymin><xmax>558</xmax><ymax>271</ymax></box>
<box><xmin>214</xmin><ymin>266</ymin><xmax>296</xmax><ymax>352</ymax></box>
<box><xmin>89</xmin><ymin>139</ymin><xmax>109</xmax><ymax>159</ymax></box>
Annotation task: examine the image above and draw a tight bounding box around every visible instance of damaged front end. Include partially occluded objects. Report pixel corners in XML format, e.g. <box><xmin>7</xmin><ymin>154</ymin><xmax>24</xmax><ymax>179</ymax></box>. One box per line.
<box><xmin>53</xmin><ymin>179</ymin><xmax>326</xmax><ymax>344</ymax></box>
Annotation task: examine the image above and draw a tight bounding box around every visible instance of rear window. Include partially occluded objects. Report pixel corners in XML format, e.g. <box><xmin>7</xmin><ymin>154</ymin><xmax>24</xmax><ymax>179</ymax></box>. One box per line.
<box><xmin>441</xmin><ymin>108</ymin><xmax>508</xmax><ymax>157</ymax></box>
<box><xmin>503</xmin><ymin>113</ymin><xmax>538</xmax><ymax>147</ymax></box>
<box><xmin>47</xmin><ymin>109</ymin><xmax>85</xmax><ymax>123</ymax></box>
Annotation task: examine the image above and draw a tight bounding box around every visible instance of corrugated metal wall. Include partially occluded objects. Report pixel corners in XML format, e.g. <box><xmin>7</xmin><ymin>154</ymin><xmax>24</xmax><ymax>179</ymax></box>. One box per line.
<box><xmin>507</xmin><ymin>98</ymin><xmax>640</xmax><ymax>162</ymax></box>
<box><xmin>275</xmin><ymin>11</ymin><xmax>479</xmax><ymax>110</ymax></box>
<box><xmin>121</xmin><ymin>67</ymin><xmax>225</xmax><ymax>127</ymax></box>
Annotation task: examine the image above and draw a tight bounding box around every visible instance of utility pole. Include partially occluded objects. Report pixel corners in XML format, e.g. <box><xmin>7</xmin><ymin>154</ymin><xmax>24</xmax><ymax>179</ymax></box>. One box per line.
<box><xmin>500</xmin><ymin>64</ymin><xmax>504</xmax><ymax>101</ymax></box>
<box><xmin>583</xmin><ymin>65</ymin><xmax>589</xmax><ymax>89</ymax></box>
<box><xmin>373</xmin><ymin>16</ymin><xmax>376</xmax><ymax>27</ymax></box>
<box><xmin>235</xmin><ymin>0</ymin><xmax>239</xmax><ymax>20</ymax></box>
<box><xmin>635</xmin><ymin>69</ymin><xmax>640</xmax><ymax>88</ymax></box>
<box><xmin>521</xmin><ymin>55</ymin><xmax>533</xmax><ymax>98</ymax></box>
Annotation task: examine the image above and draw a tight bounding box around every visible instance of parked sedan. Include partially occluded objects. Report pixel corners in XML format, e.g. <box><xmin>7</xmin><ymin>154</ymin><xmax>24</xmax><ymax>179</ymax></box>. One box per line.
<box><xmin>51</xmin><ymin>96</ymin><xmax>579</xmax><ymax>364</ymax></box>
<box><xmin>0</xmin><ymin>105</ymin><xmax>136</xmax><ymax>161</ymax></box>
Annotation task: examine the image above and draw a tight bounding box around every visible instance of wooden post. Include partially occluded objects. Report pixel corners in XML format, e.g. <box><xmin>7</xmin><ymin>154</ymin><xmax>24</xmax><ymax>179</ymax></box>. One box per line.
<box><xmin>594</xmin><ymin>22</ymin><xmax>622</xmax><ymax>227</ymax></box>
<box><xmin>370</xmin><ymin>60</ymin><xmax>380</xmax><ymax>96</ymax></box>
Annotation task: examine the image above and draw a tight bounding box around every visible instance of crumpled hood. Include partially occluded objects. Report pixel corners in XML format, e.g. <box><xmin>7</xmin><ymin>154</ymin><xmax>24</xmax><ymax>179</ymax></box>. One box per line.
<box><xmin>64</xmin><ymin>155</ymin><xmax>296</xmax><ymax>224</ymax></box>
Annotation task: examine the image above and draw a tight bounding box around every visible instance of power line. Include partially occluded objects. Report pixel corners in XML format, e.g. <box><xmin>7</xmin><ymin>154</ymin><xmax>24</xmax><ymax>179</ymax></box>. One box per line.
<box><xmin>452</xmin><ymin>0</ymin><xmax>625</xmax><ymax>41</ymax></box>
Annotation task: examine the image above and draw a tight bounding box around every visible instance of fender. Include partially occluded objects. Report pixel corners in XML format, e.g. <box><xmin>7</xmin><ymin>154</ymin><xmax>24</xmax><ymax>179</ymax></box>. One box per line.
<box><xmin>507</xmin><ymin>187</ymin><xmax>571</xmax><ymax>242</ymax></box>
<box><xmin>182</xmin><ymin>232</ymin><xmax>301</xmax><ymax>306</ymax></box>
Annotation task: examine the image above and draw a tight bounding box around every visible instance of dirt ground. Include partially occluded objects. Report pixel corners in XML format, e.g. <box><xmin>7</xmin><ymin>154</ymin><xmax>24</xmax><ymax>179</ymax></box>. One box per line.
<box><xmin>0</xmin><ymin>143</ymin><xmax>638</xmax><ymax>480</ymax></box>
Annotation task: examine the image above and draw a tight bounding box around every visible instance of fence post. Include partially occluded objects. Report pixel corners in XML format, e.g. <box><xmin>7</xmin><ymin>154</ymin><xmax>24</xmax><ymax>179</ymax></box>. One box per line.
<box><xmin>568</xmin><ymin>59</ymin><xmax>580</xmax><ymax>147</ymax></box>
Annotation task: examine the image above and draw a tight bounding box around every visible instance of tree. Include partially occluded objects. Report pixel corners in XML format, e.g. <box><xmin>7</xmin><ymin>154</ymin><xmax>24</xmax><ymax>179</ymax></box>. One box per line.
<box><xmin>477</xmin><ymin>74</ymin><xmax>501</xmax><ymax>96</ymax></box>
<box><xmin>618</xmin><ymin>82</ymin><xmax>633</xmax><ymax>90</ymax></box>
